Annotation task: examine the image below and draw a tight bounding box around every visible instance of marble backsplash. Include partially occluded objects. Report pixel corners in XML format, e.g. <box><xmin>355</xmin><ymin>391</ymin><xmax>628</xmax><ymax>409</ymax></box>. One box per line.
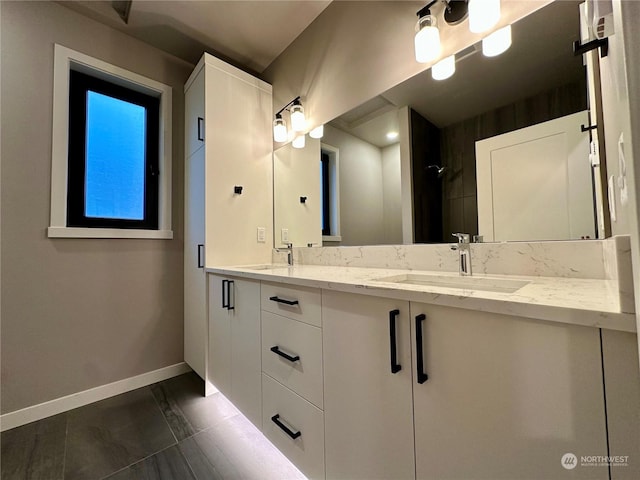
<box><xmin>274</xmin><ymin>236</ymin><xmax>631</xmax><ymax>280</ymax></box>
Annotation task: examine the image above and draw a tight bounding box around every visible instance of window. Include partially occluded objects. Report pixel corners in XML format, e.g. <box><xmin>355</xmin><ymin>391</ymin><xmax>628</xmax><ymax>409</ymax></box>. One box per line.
<box><xmin>49</xmin><ymin>44</ymin><xmax>173</xmax><ymax>239</ymax></box>
<box><xmin>320</xmin><ymin>144</ymin><xmax>341</xmax><ymax>241</ymax></box>
<box><xmin>67</xmin><ymin>70</ymin><xmax>160</xmax><ymax>229</ymax></box>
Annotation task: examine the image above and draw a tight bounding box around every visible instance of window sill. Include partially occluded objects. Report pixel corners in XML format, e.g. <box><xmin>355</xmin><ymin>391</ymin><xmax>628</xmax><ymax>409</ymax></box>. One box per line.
<box><xmin>47</xmin><ymin>227</ymin><xmax>173</xmax><ymax>239</ymax></box>
<box><xmin>322</xmin><ymin>235</ymin><xmax>342</xmax><ymax>242</ymax></box>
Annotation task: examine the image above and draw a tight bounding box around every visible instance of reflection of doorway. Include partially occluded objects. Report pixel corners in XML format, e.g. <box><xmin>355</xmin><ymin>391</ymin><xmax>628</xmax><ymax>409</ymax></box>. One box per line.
<box><xmin>476</xmin><ymin>111</ymin><xmax>594</xmax><ymax>241</ymax></box>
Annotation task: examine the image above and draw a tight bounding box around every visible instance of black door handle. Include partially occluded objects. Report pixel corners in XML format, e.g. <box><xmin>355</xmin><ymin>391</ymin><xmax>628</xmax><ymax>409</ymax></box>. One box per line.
<box><xmin>270</xmin><ymin>346</ymin><xmax>300</xmax><ymax>363</ymax></box>
<box><xmin>197</xmin><ymin>117</ymin><xmax>204</xmax><ymax>141</ymax></box>
<box><xmin>269</xmin><ymin>296</ymin><xmax>299</xmax><ymax>306</ymax></box>
<box><xmin>389</xmin><ymin>309</ymin><xmax>402</xmax><ymax>374</ymax></box>
<box><xmin>227</xmin><ymin>280</ymin><xmax>235</xmax><ymax>311</ymax></box>
<box><xmin>197</xmin><ymin>244</ymin><xmax>204</xmax><ymax>268</ymax></box>
<box><xmin>271</xmin><ymin>414</ymin><xmax>301</xmax><ymax>439</ymax></box>
<box><xmin>415</xmin><ymin>314</ymin><xmax>428</xmax><ymax>384</ymax></box>
<box><xmin>222</xmin><ymin>280</ymin><xmax>228</xmax><ymax>309</ymax></box>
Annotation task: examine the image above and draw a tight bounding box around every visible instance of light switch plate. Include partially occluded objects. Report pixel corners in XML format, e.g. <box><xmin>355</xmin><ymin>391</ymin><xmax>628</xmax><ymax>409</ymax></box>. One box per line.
<box><xmin>257</xmin><ymin>227</ymin><xmax>266</xmax><ymax>243</ymax></box>
<box><xmin>281</xmin><ymin>228</ymin><xmax>289</xmax><ymax>243</ymax></box>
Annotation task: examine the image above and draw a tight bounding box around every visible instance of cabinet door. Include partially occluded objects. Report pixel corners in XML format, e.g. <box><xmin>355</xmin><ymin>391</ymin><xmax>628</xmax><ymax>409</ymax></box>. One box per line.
<box><xmin>229</xmin><ymin>278</ymin><xmax>262</xmax><ymax>428</ymax></box>
<box><xmin>184</xmin><ymin>147</ymin><xmax>206</xmax><ymax>379</ymax></box>
<box><xmin>185</xmin><ymin>67</ymin><xmax>205</xmax><ymax>159</ymax></box>
<box><xmin>323</xmin><ymin>290</ymin><xmax>415</xmax><ymax>480</ymax></box>
<box><xmin>208</xmin><ymin>275</ymin><xmax>231</xmax><ymax>396</ymax></box>
<box><xmin>411</xmin><ymin>303</ymin><xmax>608</xmax><ymax>480</ymax></box>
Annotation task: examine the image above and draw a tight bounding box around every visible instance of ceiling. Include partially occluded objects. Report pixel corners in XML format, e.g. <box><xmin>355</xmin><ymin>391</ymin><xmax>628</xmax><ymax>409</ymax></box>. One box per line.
<box><xmin>59</xmin><ymin>0</ymin><xmax>332</xmax><ymax>74</ymax></box>
<box><xmin>331</xmin><ymin>0</ymin><xmax>585</xmax><ymax>148</ymax></box>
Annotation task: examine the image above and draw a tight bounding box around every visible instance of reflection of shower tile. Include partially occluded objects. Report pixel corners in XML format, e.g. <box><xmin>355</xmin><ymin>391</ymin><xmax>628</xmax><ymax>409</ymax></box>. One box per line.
<box><xmin>463</xmin><ymin>195</ymin><xmax>478</xmax><ymax>236</ymax></box>
<box><xmin>441</xmin><ymin>125</ymin><xmax>464</xmax><ymax>199</ymax></box>
<box><xmin>443</xmin><ymin>198</ymin><xmax>464</xmax><ymax>238</ymax></box>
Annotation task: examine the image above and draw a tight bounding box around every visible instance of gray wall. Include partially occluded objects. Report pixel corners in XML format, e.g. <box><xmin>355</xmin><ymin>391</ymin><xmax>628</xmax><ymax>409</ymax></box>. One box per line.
<box><xmin>1</xmin><ymin>1</ymin><xmax>193</xmax><ymax>413</ymax></box>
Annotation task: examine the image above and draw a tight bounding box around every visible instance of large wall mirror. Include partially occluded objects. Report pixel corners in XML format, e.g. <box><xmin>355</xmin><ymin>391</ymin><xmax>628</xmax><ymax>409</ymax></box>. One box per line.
<box><xmin>274</xmin><ymin>0</ymin><xmax>608</xmax><ymax>247</ymax></box>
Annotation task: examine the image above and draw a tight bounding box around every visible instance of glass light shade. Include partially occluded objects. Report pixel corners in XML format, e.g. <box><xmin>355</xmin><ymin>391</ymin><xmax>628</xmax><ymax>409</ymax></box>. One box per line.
<box><xmin>414</xmin><ymin>15</ymin><xmax>441</xmax><ymax>63</ymax></box>
<box><xmin>432</xmin><ymin>55</ymin><xmax>456</xmax><ymax>80</ymax></box>
<box><xmin>273</xmin><ymin>116</ymin><xmax>287</xmax><ymax>142</ymax></box>
<box><xmin>290</xmin><ymin>104</ymin><xmax>306</xmax><ymax>131</ymax></box>
<box><xmin>482</xmin><ymin>25</ymin><xmax>512</xmax><ymax>57</ymax></box>
<box><xmin>309</xmin><ymin>125</ymin><xmax>324</xmax><ymax>139</ymax></box>
<box><xmin>292</xmin><ymin>134</ymin><xmax>306</xmax><ymax>149</ymax></box>
<box><xmin>469</xmin><ymin>0</ymin><xmax>500</xmax><ymax>33</ymax></box>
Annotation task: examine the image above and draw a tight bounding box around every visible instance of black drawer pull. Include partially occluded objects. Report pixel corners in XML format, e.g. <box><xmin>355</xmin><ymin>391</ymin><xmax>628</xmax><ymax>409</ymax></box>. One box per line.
<box><xmin>270</xmin><ymin>346</ymin><xmax>300</xmax><ymax>363</ymax></box>
<box><xmin>269</xmin><ymin>296</ymin><xmax>299</xmax><ymax>306</ymax></box>
<box><xmin>197</xmin><ymin>117</ymin><xmax>204</xmax><ymax>141</ymax></box>
<box><xmin>271</xmin><ymin>414</ymin><xmax>301</xmax><ymax>439</ymax></box>
<box><xmin>389</xmin><ymin>309</ymin><xmax>401</xmax><ymax>374</ymax></box>
<box><xmin>227</xmin><ymin>280</ymin><xmax>235</xmax><ymax>310</ymax></box>
<box><xmin>415</xmin><ymin>313</ymin><xmax>428</xmax><ymax>384</ymax></box>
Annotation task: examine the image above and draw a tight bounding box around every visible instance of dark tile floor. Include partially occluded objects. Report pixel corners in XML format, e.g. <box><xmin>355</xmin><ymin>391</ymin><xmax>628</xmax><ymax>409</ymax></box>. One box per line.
<box><xmin>1</xmin><ymin>372</ymin><xmax>305</xmax><ymax>480</ymax></box>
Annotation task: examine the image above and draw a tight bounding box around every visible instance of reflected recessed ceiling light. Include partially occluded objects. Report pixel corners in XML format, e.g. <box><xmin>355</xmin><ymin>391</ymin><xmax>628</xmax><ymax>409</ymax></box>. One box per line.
<box><xmin>386</xmin><ymin>131</ymin><xmax>399</xmax><ymax>140</ymax></box>
<box><xmin>432</xmin><ymin>54</ymin><xmax>456</xmax><ymax>80</ymax></box>
<box><xmin>482</xmin><ymin>25</ymin><xmax>512</xmax><ymax>57</ymax></box>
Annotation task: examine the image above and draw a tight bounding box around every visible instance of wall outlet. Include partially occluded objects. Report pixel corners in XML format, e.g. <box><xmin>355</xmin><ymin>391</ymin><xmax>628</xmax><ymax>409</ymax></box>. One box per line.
<box><xmin>257</xmin><ymin>227</ymin><xmax>266</xmax><ymax>243</ymax></box>
<box><xmin>281</xmin><ymin>228</ymin><xmax>289</xmax><ymax>243</ymax></box>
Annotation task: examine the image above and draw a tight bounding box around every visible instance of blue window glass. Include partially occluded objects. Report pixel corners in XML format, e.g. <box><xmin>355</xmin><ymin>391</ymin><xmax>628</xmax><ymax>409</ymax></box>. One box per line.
<box><xmin>85</xmin><ymin>91</ymin><xmax>146</xmax><ymax>220</ymax></box>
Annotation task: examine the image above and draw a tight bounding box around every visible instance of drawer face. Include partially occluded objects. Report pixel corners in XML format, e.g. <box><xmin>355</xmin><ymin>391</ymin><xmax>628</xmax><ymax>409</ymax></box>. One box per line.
<box><xmin>262</xmin><ymin>374</ymin><xmax>325</xmax><ymax>480</ymax></box>
<box><xmin>262</xmin><ymin>311</ymin><xmax>323</xmax><ymax>409</ymax></box>
<box><xmin>261</xmin><ymin>282</ymin><xmax>321</xmax><ymax>327</ymax></box>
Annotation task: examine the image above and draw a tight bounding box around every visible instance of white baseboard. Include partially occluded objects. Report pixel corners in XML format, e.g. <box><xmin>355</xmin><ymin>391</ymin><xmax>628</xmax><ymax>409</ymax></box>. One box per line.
<box><xmin>0</xmin><ymin>362</ymin><xmax>192</xmax><ymax>432</ymax></box>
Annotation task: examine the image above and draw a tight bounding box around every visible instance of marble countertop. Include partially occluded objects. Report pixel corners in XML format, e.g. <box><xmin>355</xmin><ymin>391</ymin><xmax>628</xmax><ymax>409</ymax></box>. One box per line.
<box><xmin>206</xmin><ymin>264</ymin><xmax>637</xmax><ymax>333</ymax></box>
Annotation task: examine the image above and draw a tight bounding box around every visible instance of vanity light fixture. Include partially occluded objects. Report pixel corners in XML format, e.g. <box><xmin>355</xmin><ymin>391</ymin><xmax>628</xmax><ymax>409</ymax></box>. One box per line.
<box><xmin>432</xmin><ymin>54</ymin><xmax>456</xmax><ymax>80</ymax></box>
<box><xmin>482</xmin><ymin>25</ymin><xmax>511</xmax><ymax>57</ymax></box>
<box><xmin>290</xmin><ymin>98</ymin><xmax>306</xmax><ymax>132</ymax></box>
<box><xmin>309</xmin><ymin>125</ymin><xmax>324</xmax><ymax>139</ymax></box>
<box><xmin>273</xmin><ymin>113</ymin><xmax>288</xmax><ymax>143</ymax></box>
<box><xmin>292</xmin><ymin>134</ymin><xmax>306</xmax><ymax>149</ymax></box>
<box><xmin>273</xmin><ymin>96</ymin><xmax>306</xmax><ymax>141</ymax></box>
<box><xmin>415</xmin><ymin>1</ymin><xmax>441</xmax><ymax>63</ymax></box>
<box><xmin>468</xmin><ymin>0</ymin><xmax>500</xmax><ymax>33</ymax></box>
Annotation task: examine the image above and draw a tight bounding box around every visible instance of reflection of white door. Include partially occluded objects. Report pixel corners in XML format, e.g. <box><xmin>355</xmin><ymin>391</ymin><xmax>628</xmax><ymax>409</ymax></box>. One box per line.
<box><xmin>476</xmin><ymin>111</ymin><xmax>594</xmax><ymax>241</ymax></box>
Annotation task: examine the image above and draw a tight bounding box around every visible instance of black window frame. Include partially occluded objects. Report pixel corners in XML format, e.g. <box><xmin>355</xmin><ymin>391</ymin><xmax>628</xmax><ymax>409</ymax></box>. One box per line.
<box><xmin>67</xmin><ymin>69</ymin><xmax>160</xmax><ymax>230</ymax></box>
<box><xmin>321</xmin><ymin>151</ymin><xmax>331</xmax><ymax>236</ymax></box>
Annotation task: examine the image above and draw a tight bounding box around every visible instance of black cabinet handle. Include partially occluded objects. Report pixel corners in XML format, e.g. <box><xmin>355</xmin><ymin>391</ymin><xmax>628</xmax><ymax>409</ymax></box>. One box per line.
<box><xmin>389</xmin><ymin>309</ymin><xmax>402</xmax><ymax>374</ymax></box>
<box><xmin>269</xmin><ymin>296</ymin><xmax>299</xmax><ymax>306</ymax></box>
<box><xmin>270</xmin><ymin>346</ymin><xmax>300</xmax><ymax>363</ymax></box>
<box><xmin>415</xmin><ymin>314</ymin><xmax>428</xmax><ymax>384</ymax></box>
<box><xmin>271</xmin><ymin>414</ymin><xmax>301</xmax><ymax>440</ymax></box>
<box><xmin>227</xmin><ymin>280</ymin><xmax>235</xmax><ymax>311</ymax></box>
<box><xmin>222</xmin><ymin>280</ymin><xmax>229</xmax><ymax>309</ymax></box>
<box><xmin>197</xmin><ymin>117</ymin><xmax>204</xmax><ymax>141</ymax></box>
<box><xmin>197</xmin><ymin>244</ymin><xmax>204</xmax><ymax>268</ymax></box>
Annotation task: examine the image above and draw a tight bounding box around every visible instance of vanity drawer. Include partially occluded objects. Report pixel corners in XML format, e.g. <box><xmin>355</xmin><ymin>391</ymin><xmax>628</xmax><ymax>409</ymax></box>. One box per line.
<box><xmin>262</xmin><ymin>311</ymin><xmax>323</xmax><ymax>409</ymax></box>
<box><xmin>261</xmin><ymin>282</ymin><xmax>321</xmax><ymax>327</ymax></box>
<box><xmin>262</xmin><ymin>374</ymin><xmax>325</xmax><ymax>480</ymax></box>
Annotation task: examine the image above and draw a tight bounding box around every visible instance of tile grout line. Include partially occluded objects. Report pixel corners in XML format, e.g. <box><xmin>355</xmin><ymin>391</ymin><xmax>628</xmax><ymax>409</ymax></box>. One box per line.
<box><xmin>176</xmin><ymin>443</ymin><xmax>200</xmax><ymax>480</ymax></box>
<box><xmin>97</xmin><ymin>443</ymin><xmax>178</xmax><ymax>480</ymax></box>
<box><xmin>61</xmin><ymin>415</ymin><xmax>69</xmax><ymax>480</ymax></box>
<box><xmin>149</xmin><ymin>383</ymin><xmax>181</xmax><ymax>446</ymax></box>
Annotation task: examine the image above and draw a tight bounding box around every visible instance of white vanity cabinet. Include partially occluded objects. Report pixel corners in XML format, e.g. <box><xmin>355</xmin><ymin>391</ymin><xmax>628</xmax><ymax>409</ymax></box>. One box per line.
<box><xmin>410</xmin><ymin>302</ymin><xmax>608</xmax><ymax>480</ymax></box>
<box><xmin>208</xmin><ymin>274</ymin><xmax>262</xmax><ymax>428</ymax></box>
<box><xmin>322</xmin><ymin>291</ymin><xmax>609</xmax><ymax>480</ymax></box>
<box><xmin>322</xmin><ymin>291</ymin><xmax>415</xmax><ymax>480</ymax></box>
<box><xmin>183</xmin><ymin>53</ymin><xmax>272</xmax><ymax>382</ymax></box>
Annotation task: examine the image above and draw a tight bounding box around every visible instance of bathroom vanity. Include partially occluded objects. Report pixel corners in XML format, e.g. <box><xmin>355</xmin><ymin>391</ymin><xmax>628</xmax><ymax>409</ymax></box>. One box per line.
<box><xmin>205</xmin><ymin>238</ymin><xmax>638</xmax><ymax>480</ymax></box>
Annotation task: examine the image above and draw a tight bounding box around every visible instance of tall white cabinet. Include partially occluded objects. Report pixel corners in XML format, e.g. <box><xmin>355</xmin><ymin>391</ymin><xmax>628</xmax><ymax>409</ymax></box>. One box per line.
<box><xmin>184</xmin><ymin>53</ymin><xmax>273</xmax><ymax>382</ymax></box>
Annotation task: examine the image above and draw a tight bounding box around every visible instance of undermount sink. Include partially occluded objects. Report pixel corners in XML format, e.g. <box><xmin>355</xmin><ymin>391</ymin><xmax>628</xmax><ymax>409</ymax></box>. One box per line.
<box><xmin>374</xmin><ymin>273</ymin><xmax>529</xmax><ymax>293</ymax></box>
